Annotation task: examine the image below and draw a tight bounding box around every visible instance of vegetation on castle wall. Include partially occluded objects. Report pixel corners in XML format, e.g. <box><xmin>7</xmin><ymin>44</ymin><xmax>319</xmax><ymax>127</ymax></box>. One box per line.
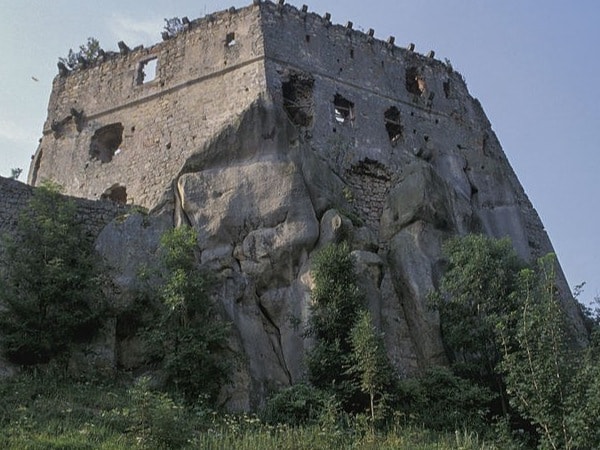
<box><xmin>145</xmin><ymin>225</ymin><xmax>230</xmax><ymax>404</ymax></box>
<box><xmin>0</xmin><ymin>182</ymin><xmax>106</xmax><ymax>367</ymax></box>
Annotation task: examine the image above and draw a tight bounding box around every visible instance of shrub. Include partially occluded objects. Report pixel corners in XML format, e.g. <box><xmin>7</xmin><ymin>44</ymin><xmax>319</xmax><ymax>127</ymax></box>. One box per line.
<box><xmin>261</xmin><ymin>383</ymin><xmax>329</xmax><ymax>426</ymax></box>
<box><xmin>0</xmin><ymin>182</ymin><xmax>106</xmax><ymax>367</ymax></box>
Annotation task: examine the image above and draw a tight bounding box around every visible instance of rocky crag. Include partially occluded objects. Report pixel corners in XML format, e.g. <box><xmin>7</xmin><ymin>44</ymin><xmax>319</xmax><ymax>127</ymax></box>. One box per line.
<box><xmin>1</xmin><ymin>1</ymin><xmax>585</xmax><ymax>409</ymax></box>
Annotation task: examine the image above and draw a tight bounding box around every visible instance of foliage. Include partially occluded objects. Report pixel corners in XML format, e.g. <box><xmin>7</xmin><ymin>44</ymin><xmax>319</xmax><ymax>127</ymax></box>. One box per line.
<box><xmin>348</xmin><ymin>310</ymin><xmax>395</xmax><ymax>423</ymax></box>
<box><xmin>147</xmin><ymin>226</ymin><xmax>230</xmax><ymax>403</ymax></box>
<box><xmin>0</xmin><ymin>372</ymin><xmax>513</xmax><ymax>449</ymax></box>
<box><xmin>58</xmin><ymin>37</ymin><xmax>102</xmax><ymax>70</ymax></box>
<box><xmin>9</xmin><ymin>168</ymin><xmax>22</xmax><ymax>180</ymax></box>
<box><xmin>261</xmin><ymin>383</ymin><xmax>329</xmax><ymax>426</ymax></box>
<box><xmin>305</xmin><ymin>242</ymin><xmax>366</xmax><ymax>407</ymax></box>
<box><xmin>431</xmin><ymin>235</ymin><xmax>523</xmax><ymax>380</ymax></box>
<box><xmin>0</xmin><ymin>182</ymin><xmax>105</xmax><ymax>367</ymax></box>
<box><xmin>164</xmin><ymin>17</ymin><xmax>184</xmax><ymax>38</ymax></box>
<box><xmin>498</xmin><ymin>255</ymin><xmax>575</xmax><ymax>450</ymax></box>
<box><xmin>122</xmin><ymin>376</ymin><xmax>191</xmax><ymax>448</ymax></box>
<box><xmin>565</xmin><ymin>338</ymin><xmax>600</xmax><ymax>448</ymax></box>
<box><xmin>397</xmin><ymin>367</ymin><xmax>495</xmax><ymax>433</ymax></box>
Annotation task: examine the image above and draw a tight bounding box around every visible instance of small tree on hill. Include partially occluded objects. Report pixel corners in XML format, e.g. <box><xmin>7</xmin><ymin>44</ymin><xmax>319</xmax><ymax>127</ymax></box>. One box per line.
<box><xmin>59</xmin><ymin>37</ymin><xmax>102</xmax><ymax>70</ymax></box>
<box><xmin>147</xmin><ymin>226</ymin><xmax>230</xmax><ymax>403</ymax></box>
<box><xmin>0</xmin><ymin>182</ymin><xmax>105</xmax><ymax>367</ymax></box>
<box><xmin>305</xmin><ymin>242</ymin><xmax>365</xmax><ymax>406</ymax></box>
<box><xmin>348</xmin><ymin>310</ymin><xmax>395</xmax><ymax>423</ymax></box>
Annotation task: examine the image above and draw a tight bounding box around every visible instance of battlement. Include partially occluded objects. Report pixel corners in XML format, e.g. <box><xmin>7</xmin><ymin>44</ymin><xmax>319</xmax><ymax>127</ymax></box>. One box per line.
<box><xmin>30</xmin><ymin>0</ymin><xmax>477</xmax><ymax>211</ymax></box>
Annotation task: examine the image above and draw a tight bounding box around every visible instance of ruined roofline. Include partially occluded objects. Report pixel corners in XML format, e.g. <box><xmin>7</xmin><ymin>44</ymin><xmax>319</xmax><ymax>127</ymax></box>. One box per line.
<box><xmin>56</xmin><ymin>0</ymin><xmax>440</xmax><ymax>78</ymax></box>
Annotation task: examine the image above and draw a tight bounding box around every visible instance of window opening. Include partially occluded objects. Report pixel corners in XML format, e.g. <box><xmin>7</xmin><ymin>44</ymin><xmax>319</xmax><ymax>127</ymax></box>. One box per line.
<box><xmin>226</xmin><ymin>32</ymin><xmax>236</xmax><ymax>47</ymax></box>
<box><xmin>137</xmin><ymin>57</ymin><xmax>158</xmax><ymax>85</ymax></box>
<box><xmin>101</xmin><ymin>184</ymin><xmax>127</xmax><ymax>204</ymax></box>
<box><xmin>443</xmin><ymin>80</ymin><xmax>451</xmax><ymax>98</ymax></box>
<box><xmin>90</xmin><ymin>123</ymin><xmax>124</xmax><ymax>163</ymax></box>
<box><xmin>334</xmin><ymin>94</ymin><xmax>354</xmax><ymax>124</ymax></box>
<box><xmin>384</xmin><ymin>107</ymin><xmax>402</xmax><ymax>145</ymax></box>
<box><xmin>406</xmin><ymin>67</ymin><xmax>426</xmax><ymax>95</ymax></box>
<box><xmin>282</xmin><ymin>72</ymin><xmax>315</xmax><ymax>127</ymax></box>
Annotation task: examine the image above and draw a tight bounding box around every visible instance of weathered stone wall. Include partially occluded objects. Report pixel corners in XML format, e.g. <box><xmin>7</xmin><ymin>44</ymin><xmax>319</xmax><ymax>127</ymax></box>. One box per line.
<box><xmin>0</xmin><ymin>176</ymin><xmax>128</xmax><ymax>239</ymax></box>
<box><xmin>29</xmin><ymin>4</ymin><xmax>266</xmax><ymax>209</ymax></box>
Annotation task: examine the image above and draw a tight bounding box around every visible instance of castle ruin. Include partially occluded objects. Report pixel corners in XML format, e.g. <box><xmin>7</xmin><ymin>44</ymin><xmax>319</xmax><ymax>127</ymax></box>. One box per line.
<box><xmin>21</xmin><ymin>1</ymin><xmax>586</xmax><ymax>410</ymax></box>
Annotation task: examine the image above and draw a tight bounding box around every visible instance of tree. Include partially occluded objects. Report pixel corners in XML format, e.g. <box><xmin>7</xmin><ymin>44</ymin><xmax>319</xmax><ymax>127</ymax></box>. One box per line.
<box><xmin>305</xmin><ymin>242</ymin><xmax>365</xmax><ymax>406</ymax></box>
<box><xmin>499</xmin><ymin>255</ymin><xmax>575</xmax><ymax>450</ymax></box>
<box><xmin>0</xmin><ymin>182</ymin><xmax>105</xmax><ymax>367</ymax></box>
<box><xmin>431</xmin><ymin>234</ymin><xmax>523</xmax><ymax>414</ymax></box>
<box><xmin>348</xmin><ymin>310</ymin><xmax>394</xmax><ymax>423</ymax></box>
<box><xmin>163</xmin><ymin>17</ymin><xmax>184</xmax><ymax>39</ymax></box>
<box><xmin>58</xmin><ymin>37</ymin><xmax>102</xmax><ymax>70</ymax></box>
<box><xmin>148</xmin><ymin>226</ymin><xmax>230</xmax><ymax>403</ymax></box>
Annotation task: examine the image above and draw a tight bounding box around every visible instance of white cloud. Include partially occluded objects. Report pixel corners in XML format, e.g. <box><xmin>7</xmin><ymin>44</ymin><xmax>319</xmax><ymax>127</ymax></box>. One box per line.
<box><xmin>107</xmin><ymin>14</ymin><xmax>162</xmax><ymax>48</ymax></box>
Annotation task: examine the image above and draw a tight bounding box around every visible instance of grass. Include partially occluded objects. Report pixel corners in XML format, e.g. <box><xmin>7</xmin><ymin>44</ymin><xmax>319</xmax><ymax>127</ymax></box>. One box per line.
<box><xmin>0</xmin><ymin>373</ymin><xmax>507</xmax><ymax>449</ymax></box>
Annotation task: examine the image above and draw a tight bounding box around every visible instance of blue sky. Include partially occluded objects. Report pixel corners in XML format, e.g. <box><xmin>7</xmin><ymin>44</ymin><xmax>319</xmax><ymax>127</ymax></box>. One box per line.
<box><xmin>0</xmin><ymin>0</ymin><xmax>598</xmax><ymax>305</ymax></box>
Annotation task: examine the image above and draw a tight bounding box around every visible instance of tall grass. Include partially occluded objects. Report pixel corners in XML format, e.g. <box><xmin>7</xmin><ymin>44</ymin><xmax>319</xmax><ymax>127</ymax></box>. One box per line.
<box><xmin>0</xmin><ymin>374</ymin><xmax>507</xmax><ymax>449</ymax></box>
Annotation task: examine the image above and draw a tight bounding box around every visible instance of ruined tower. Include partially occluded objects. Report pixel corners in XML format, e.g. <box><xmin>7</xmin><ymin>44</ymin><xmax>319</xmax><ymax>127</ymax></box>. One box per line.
<box><xmin>28</xmin><ymin>1</ymin><xmax>586</xmax><ymax>410</ymax></box>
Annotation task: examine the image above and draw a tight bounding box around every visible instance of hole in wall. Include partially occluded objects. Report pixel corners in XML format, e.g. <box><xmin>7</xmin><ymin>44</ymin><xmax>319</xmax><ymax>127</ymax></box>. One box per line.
<box><xmin>350</xmin><ymin>49</ymin><xmax>354</xmax><ymax>59</ymax></box>
<box><xmin>406</xmin><ymin>67</ymin><xmax>426</xmax><ymax>95</ymax></box>
<box><xmin>384</xmin><ymin>106</ymin><xmax>402</xmax><ymax>146</ymax></box>
<box><xmin>137</xmin><ymin>57</ymin><xmax>158</xmax><ymax>85</ymax></box>
<box><xmin>90</xmin><ymin>123</ymin><xmax>124</xmax><ymax>163</ymax></box>
<box><xmin>305</xmin><ymin>34</ymin><xmax>311</xmax><ymax>43</ymax></box>
<box><xmin>334</xmin><ymin>93</ymin><xmax>354</xmax><ymax>124</ymax></box>
<box><xmin>101</xmin><ymin>184</ymin><xmax>127</xmax><ymax>204</ymax></box>
<box><xmin>443</xmin><ymin>80</ymin><xmax>451</xmax><ymax>98</ymax></box>
<box><xmin>282</xmin><ymin>72</ymin><xmax>315</xmax><ymax>127</ymax></box>
<box><xmin>226</xmin><ymin>32</ymin><xmax>236</xmax><ymax>47</ymax></box>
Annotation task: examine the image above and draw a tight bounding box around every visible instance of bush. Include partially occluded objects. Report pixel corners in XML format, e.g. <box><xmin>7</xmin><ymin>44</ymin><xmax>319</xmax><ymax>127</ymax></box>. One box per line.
<box><xmin>0</xmin><ymin>182</ymin><xmax>106</xmax><ymax>367</ymax></box>
<box><xmin>146</xmin><ymin>226</ymin><xmax>230</xmax><ymax>403</ymax></box>
<box><xmin>397</xmin><ymin>367</ymin><xmax>494</xmax><ymax>433</ymax></box>
<box><xmin>261</xmin><ymin>383</ymin><xmax>329</xmax><ymax>426</ymax></box>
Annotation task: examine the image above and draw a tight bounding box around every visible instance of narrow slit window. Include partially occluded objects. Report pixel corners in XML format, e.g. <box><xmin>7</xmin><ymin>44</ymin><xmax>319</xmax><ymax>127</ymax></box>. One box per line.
<box><xmin>226</xmin><ymin>32</ymin><xmax>236</xmax><ymax>47</ymax></box>
<box><xmin>384</xmin><ymin>106</ymin><xmax>403</xmax><ymax>145</ymax></box>
<box><xmin>334</xmin><ymin>94</ymin><xmax>354</xmax><ymax>124</ymax></box>
<box><xmin>137</xmin><ymin>57</ymin><xmax>158</xmax><ymax>85</ymax></box>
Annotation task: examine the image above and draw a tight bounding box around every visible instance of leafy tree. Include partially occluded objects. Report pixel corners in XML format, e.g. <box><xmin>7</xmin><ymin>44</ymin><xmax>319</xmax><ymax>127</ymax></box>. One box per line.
<box><xmin>58</xmin><ymin>37</ymin><xmax>102</xmax><ymax>70</ymax></box>
<box><xmin>148</xmin><ymin>226</ymin><xmax>230</xmax><ymax>403</ymax></box>
<box><xmin>347</xmin><ymin>310</ymin><xmax>394</xmax><ymax>423</ymax></box>
<box><xmin>0</xmin><ymin>182</ymin><xmax>105</xmax><ymax>367</ymax></box>
<box><xmin>305</xmin><ymin>242</ymin><xmax>364</xmax><ymax>407</ymax></box>
<box><xmin>431</xmin><ymin>234</ymin><xmax>523</xmax><ymax>413</ymax></box>
<box><xmin>498</xmin><ymin>255</ymin><xmax>575</xmax><ymax>450</ymax></box>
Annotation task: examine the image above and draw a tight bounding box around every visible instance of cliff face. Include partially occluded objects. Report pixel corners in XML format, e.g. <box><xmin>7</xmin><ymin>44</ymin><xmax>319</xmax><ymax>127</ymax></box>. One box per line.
<box><xmin>15</xmin><ymin>2</ymin><xmax>586</xmax><ymax>410</ymax></box>
<box><xmin>95</xmin><ymin>92</ymin><xmax>586</xmax><ymax>410</ymax></box>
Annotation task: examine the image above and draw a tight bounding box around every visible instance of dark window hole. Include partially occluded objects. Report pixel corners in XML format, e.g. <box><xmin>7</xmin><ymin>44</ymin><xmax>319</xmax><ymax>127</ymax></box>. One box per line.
<box><xmin>90</xmin><ymin>123</ymin><xmax>123</xmax><ymax>163</ymax></box>
<box><xmin>334</xmin><ymin>93</ymin><xmax>354</xmax><ymax>124</ymax></box>
<box><xmin>101</xmin><ymin>184</ymin><xmax>127</xmax><ymax>204</ymax></box>
<box><xmin>282</xmin><ymin>72</ymin><xmax>315</xmax><ymax>127</ymax></box>
<box><xmin>384</xmin><ymin>106</ymin><xmax>402</xmax><ymax>146</ymax></box>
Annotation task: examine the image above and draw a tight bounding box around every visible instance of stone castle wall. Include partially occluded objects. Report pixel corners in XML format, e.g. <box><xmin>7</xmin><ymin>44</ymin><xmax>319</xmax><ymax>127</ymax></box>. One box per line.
<box><xmin>0</xmin><ymin>176</ymin><xmax>128</xmax><ymax>240</ymax></box>
<box><xmin>29</xmin><ymin>3</ymin><xmax>267</xmax><ymax>208</ymax></box>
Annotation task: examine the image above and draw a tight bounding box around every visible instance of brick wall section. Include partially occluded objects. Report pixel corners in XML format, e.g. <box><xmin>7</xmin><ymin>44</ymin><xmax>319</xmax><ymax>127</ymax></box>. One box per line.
<box><xmin>0</xmin><ymin>176</ymin><xmax>129</xmax><ymax>240</ymax></box>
